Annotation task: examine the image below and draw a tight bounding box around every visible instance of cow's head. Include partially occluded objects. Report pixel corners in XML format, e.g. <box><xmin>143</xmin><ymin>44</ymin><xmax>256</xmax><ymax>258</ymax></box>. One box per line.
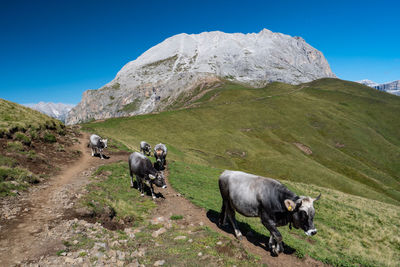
<box><xmin>285</xmin><ymin>193</ymin><xmax>320</xmax><ymax>236</ymax></box>
<box><xmin>149</xmin><ymin>171</ymin><xmax>167</xmax><ymax>188</ymax></box>
<box><xmin>102</xmin><ymin>139</ymin><xmax>108</xmax><ymax>148</ymax></box>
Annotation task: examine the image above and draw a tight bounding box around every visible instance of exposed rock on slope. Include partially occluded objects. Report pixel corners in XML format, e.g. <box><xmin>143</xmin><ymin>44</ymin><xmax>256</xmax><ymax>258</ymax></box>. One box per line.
<box><xmin>357</xmin><ymin>79</ymin><xmax>400</xmax><ymax>96</ymax></box>
<box><xmin>66</xmin><ymin>29</ymin><xmax>336</xmax><ymax>124</ymax></box>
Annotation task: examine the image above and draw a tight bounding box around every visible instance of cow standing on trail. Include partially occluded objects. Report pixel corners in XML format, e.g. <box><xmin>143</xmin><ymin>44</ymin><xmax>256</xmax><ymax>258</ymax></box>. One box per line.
<box><xmin>140</xmin><ymin>141</ymin><xmax>151</xmax><ymax>156</ymax></box>
<box><xmin>153</xmin><ymin>143</ymin><xmax>167</xmax><ymax>170</ymax></box>
<box><xmin>218</xmin><ymin>170</ymin><xmax>320</xmax><ymax>256</ymax></box>
<box><xmin>128</xmin><ymin>152</ymin><xmax>167</xmax><ymax>199</ymax></box>
<box><xmin>89</xmin><ymin>134</ymin><xmax>108</xmax><ymax>160</ymax></box>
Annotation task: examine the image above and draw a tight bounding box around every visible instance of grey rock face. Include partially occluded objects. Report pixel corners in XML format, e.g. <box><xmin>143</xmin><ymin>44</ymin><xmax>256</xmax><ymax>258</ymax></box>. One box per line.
<box><xmin>25</xmin><ymin>102</ymin><xmax>75</xmax><ymax>123</ymax></box>
<box><xmin>66</xmin><ymin>29</ymin><xmax>336</xmax><ymax>124</ymax></box>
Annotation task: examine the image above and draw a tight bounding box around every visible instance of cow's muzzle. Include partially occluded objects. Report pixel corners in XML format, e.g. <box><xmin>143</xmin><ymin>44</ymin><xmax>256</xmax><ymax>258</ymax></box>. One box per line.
<box><xmin>305</xmin><ymin>229</ymin><xmax>317</xmax><ymax>236</ymax></box>
<box><xmin>162</xmin><ymin>185</ymin><xmax>167</xmax><ymax>189</ymax></box>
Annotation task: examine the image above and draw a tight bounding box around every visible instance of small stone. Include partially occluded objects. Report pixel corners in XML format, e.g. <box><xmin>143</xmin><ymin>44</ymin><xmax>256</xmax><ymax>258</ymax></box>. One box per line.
<box><xmin>126</xmin><ymin>259</ymin><xmax>140</xmax><ymax>267</ymax></box>
<box><xmin>117</xmin><ymin>260</ymin><xmax>125</xmax><ymax>266</ymax></box>
<box><xmin>154</xmin><ymin>259</ymin><xmax>165</xmax><ymax>266</ymax></box>
<box><xmin>199</xmin><ymin>221</ymin><xmax>204</xmax><ymax>226</ymax></box>
<box><xmin>174</xmin><ymin>236</ymin><xmax>187</xmax><ymax>240</ymax></box>
<box><xmin>198</xmin><ymin>252</ymin><xmax>203</xmax><ymax>257</ymax></box>
<box><xmin>73</xmin><ymin>240</ymin><xmax>79</xmax><ymax>245</ymax></box>
<box><xmin>188</xmin><ymin>239</ymin><xmax>193</xmax><ymax>243</ymax></box>
<box><xmin>216</xmin><ymin>241</ymin><xmax>223</xmax><ymax>245</ymax></box>
<box><xmin>65</xmin><ymin>257</ymin><xmax>75</xmax><ymax>264</ymax></box>
<box><xmin>152</xmin><ymin>227</ymin><xmax>166</xmax><ymax>238</ymax></box>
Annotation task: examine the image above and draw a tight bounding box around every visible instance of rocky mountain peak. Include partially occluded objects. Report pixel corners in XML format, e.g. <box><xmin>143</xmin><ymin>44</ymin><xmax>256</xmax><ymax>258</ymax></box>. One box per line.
<box><xmin>66</xmin><ymin>29</ymin><xmax>336</xmax><ymax>125</ymax></box>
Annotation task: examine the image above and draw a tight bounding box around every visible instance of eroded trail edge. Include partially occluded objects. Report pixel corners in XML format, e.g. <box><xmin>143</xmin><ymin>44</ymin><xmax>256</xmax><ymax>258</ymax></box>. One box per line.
<box><xmin>0</xmin><ymin>133</ymin><xmax>127</xmax><ymax>266</ymax></box>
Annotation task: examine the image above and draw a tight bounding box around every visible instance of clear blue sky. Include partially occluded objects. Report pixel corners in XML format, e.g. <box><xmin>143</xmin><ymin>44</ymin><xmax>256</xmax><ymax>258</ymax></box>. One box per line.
<box><xmin>1</xmin><ymin>0</ymin><xmax>399</xmax><ymax>104</ymax></box>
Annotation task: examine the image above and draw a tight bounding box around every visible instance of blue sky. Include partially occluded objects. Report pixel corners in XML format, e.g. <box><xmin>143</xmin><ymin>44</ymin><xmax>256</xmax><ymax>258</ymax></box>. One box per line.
<box><xmin>1</xmin><ymin>0</ymin><xmax>399</xmax><ymax>104</ymax></box>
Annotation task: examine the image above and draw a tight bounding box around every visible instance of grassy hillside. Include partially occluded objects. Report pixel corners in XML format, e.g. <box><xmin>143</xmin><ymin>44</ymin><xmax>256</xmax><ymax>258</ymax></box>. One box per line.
<box><xmin>168</xmin><ymin>161</ymin><xmax>399</xmax><ymax>267</ymax></box>
<box><xmin>82</xmin><ymin>78</ymin><xmax>400</xmax><ymax>205</ymax></box>
<box><xmin>0</xmin><ymin>98</ymin><xmax>64</xmax><ymax>137</ymax></box>
<box><xmin>81</xmin><ymin>78</ymin><xmax>400</xmax><ymax>266</ymax></box>
<box><xmin>0</xmin><ymin>98</ymin><xmax>77</xmax><ymax>196</ymax></box>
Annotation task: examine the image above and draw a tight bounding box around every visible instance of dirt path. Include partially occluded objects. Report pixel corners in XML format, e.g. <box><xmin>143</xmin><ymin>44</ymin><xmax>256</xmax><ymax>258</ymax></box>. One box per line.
<box><xmin>0</xmin><ymin>132</ymin><xmax>325</xmax><ymax>266</ymax></box>
<box><xmin>152</xmin><ymin>169</ymin><xmax>326</xmax><ymax>267</ymax></box>
<box><xmin>0</xmin><ymin>132</ymin><xmax>128</xmax><ymax>266</ymax></box>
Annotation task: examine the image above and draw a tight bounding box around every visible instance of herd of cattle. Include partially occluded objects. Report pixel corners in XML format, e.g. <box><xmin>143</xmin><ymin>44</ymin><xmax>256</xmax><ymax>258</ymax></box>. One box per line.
<box><xmin>89</xmin><ymin>134</ymin><xmax>320</xmax><ymax>256</ymax></box>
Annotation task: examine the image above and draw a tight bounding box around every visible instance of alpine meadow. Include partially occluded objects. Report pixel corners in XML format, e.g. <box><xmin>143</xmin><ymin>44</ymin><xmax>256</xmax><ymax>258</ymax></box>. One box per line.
<box><xmin>82</xmin><ymin>78</ymin><xmax>400</xmax><ymax>266</ymax></box>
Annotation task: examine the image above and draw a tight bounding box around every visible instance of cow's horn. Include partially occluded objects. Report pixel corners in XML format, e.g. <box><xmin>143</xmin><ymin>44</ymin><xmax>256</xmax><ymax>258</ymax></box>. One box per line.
<box><xmin>314</xmin><ymin>193</ymin><xmax>321</xmax><ymax>201</ymax></box>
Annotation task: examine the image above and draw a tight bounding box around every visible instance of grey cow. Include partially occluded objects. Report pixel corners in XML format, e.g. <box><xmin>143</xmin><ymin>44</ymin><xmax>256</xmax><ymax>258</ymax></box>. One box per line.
<box><xmin>128</xmin><ymin>152</ymin><xmax>167</xmax><ymax>199</ymax></box>
<box><xmin>89</xmin><ymin>134</ymin><xmax>108</xmax><ymax>159</ymax></box>
<box><xmin>140</xmin><ymin>141</ymin><xmax>151</xmax><ymax>156</ymax></box>
<box><xmin>218</xmin><ymin>170</ymin><xmax>320</xmax><ymax>256</ymax></box>
<box><xmin>153</xmin><ymin>143</ymin><xmax>167</xmax><ymax>170</ymax></box>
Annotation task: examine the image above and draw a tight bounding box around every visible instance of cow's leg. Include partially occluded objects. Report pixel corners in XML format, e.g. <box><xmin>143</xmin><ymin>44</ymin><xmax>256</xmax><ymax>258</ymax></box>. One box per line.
<box><xmin>218</xmin><ymin>200</ymin><xmax>229</xmax><ymax>227</ymax></box>
<box><xmin>260</xmin><ymin>211</ymin><xmax>283</xmax><ymax>255</ymax></box>
<box><xmin>99</xmin><ymin>149</ymin><xmax>104</xmax><ymax>160</ymax></box>
<box><xmin>225</xmin><ymin>203</ymin><xmax>243</xmax><ymax>240</ymax></box>
<box><xmin>91</xmin><ymin>147</ymin><xmax>94</xmax><ymax>157</ymax></box>
<box><xmin>130</xmin><ymin>171</ymin><xmax>134</xmax><ymax>188</ymax></box>
<box><xmin>150</xmin><ymin>183</ymin><xmax>156</xmax><ymax>199</ymax></box>
<box><xmin>137</xmin><ymin>176</ymin><xmax>144</xmax><ymax>196</ymax></box>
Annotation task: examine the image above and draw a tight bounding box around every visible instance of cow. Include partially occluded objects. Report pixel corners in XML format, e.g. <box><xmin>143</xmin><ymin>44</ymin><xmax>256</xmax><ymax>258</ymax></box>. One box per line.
<box><xmin>140</xmin><ymin>141</ymin><xmax>151</xmax><ymax>156</ymax></box>
<box><xmin>89</xmin><ymin>134</ymin><xmax>108</xmax><ymax>159</ymax></box>
<box><xmin>153</xmin><ymin>143</ymin><xmax>167</xmax><ymax>171</ymax></box>
<box><xmin>128</xmin><ymin>152</ymin><xmax>167</xmax><ymax>199</ymax></box>
<box><xmin>218</xmin><ymin>170</ymin><xmax>320</xmax><ymax>256</ymax></box>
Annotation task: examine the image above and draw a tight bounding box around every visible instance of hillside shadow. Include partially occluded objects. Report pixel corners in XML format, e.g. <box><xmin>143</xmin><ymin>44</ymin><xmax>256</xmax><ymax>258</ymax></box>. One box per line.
<box><xmin>130</xmin><ymin>180</ymin><xmax>165</xmax><ymax>199</ymax></box>
<box><xmin>206</xmin><ymin>209</ymin><xmax>296</xmax><ymax>256</ymax></box>
<box><xmin>93</xmin><ymin>153</ymin><xmax>110</xmax><ymax>159</ymax></box>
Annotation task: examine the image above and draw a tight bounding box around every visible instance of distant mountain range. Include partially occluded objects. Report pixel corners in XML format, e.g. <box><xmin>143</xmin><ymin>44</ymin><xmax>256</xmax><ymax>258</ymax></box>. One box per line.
<box><xmin>357</xmin><ymin>79</ymin><xmax>400</xmax><ymax>96</ymax></box>
<box><xmin>66</xmin><ymin>29</ymin><xmax>336</xmax><ymax>124</ymax></box>
<box><xmin>24</xmin><ymin>102</ymin><xmax>75</xmax><ymax>122</ymax></box>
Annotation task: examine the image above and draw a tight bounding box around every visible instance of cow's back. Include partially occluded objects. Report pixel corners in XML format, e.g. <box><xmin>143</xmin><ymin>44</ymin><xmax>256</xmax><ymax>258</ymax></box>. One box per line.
<box><xmin>90</xmin><ymin>134</ymin><xmax>100</xmax><ymax>146</ymax></box>
<box><xmin>219</xmin><ymin>170</ymin><xmax>286</xmax><ymax>217</ymax></box>
<box><xmin>129</xmin><ymin>152</ymin><xmax>153</xmax><ymax>177</ymax></box>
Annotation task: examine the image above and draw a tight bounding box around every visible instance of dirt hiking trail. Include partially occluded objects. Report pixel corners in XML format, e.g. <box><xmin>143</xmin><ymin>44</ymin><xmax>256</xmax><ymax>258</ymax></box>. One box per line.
<box><xmin>0</xmin><ymin>133</ymin><xmax>127</xmax><ymax>266</ymax></box>
<box><xmin>0</xmin><ymin>132</ymin><xmax>325</xmax><ymax>266</ymax></box>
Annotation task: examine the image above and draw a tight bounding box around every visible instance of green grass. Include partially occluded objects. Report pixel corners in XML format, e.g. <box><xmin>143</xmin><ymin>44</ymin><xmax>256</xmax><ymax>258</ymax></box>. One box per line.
<box><xmin>81</xmin><ymin>78</ymin><xmax>400</xmax><ymax>266</ymax></box>
<box><xmin>170</xmin><ymin>215</ymin><xmax>184</xmax><ymax>220</ymax></box>
<box><xmin>0</xmin><ymin>166</ymin><xmax>39</xmax><ymax>196</ymax></box>
<box><xmin>81</xmin><ymin>161</ymin><xmax>156</xmax><ymax>222</ymax></box>
<box><xmin>43</xmin><ymin>132</ymin><xmax>57</xmax><ymax>143</ymax></box>
<box><xmin>82</xmin><ymin>79</ymin><xmax>400</xmax><ymax>205</ymax></box>
<box><xmin>0</xmin><ymin>98</ymin><xmax>64</xmax><ymax>135</ymax></box>
<box><xmin>168</xmin><ymin>161</ymin><xmax>400</xmax><ymax>267</ymax></box>
<box><xmin>70</xmin><ymin>162</ymin><xmax>260</xmax><ymax>266</ymax></box>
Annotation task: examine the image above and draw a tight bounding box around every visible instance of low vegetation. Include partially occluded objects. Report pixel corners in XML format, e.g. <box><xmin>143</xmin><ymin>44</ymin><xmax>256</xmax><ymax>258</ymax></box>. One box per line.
<box><xmin>82</xmin><ymin>78</ymin><xmax>400</xmax><ymax>266</ymax></box>
<box><xmin>72</xmin><ymin>162</ymin><xmax>260</xmax><ymax>266</ymax></box>
<box><xmin>0</xmin><ymin>98</ymin><xmax>81</xmax><ymax>196</ymax></box>
<box><xmin>169</xmin><ymin>161</ymin><xmax>400</xmax><ymax>267</ymax></box>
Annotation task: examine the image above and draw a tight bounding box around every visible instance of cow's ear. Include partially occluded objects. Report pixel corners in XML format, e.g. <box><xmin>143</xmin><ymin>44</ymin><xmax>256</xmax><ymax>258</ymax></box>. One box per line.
<box><xmin>284</xmin><ymin>199</ymin><xmax>296</xmax><ymax>212</ymax></box>
<box><xmin>149</xmin><ymin>174</ymin><xmax>156</xmax><ymax>180</ymax></box>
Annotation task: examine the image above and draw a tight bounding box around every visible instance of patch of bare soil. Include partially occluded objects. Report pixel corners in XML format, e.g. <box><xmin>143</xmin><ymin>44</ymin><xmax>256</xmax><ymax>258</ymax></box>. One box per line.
<box><xmin>293</xmin><ymin>142</ymin><xmax>313</xmax><ymax>155</ymax></box>
<box><xmin>0</xmin><ymin>126</ymin><xmax>81</xmax><ymax>176</ymax></box>
<box><xmin>151</xmin><ymin>169</ymin><xmax>328</xmax><ymax>267</ymax></box>
<box><xmin>0</xmin><ymin>132</ymin><xmax>129</xmax><ymax>266</ymax></box>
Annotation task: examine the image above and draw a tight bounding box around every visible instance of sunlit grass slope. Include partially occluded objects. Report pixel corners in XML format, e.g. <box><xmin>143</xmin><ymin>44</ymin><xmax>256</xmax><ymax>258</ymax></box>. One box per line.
<box><xmin>168</xmin><ymin>161</ymin><xmax>400</xmax><ymax>267</ymax></box>
<box><xmin>82</xmin><ymin>78</ymin><xmax>400</xmax><ymax>205</ymax></box>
